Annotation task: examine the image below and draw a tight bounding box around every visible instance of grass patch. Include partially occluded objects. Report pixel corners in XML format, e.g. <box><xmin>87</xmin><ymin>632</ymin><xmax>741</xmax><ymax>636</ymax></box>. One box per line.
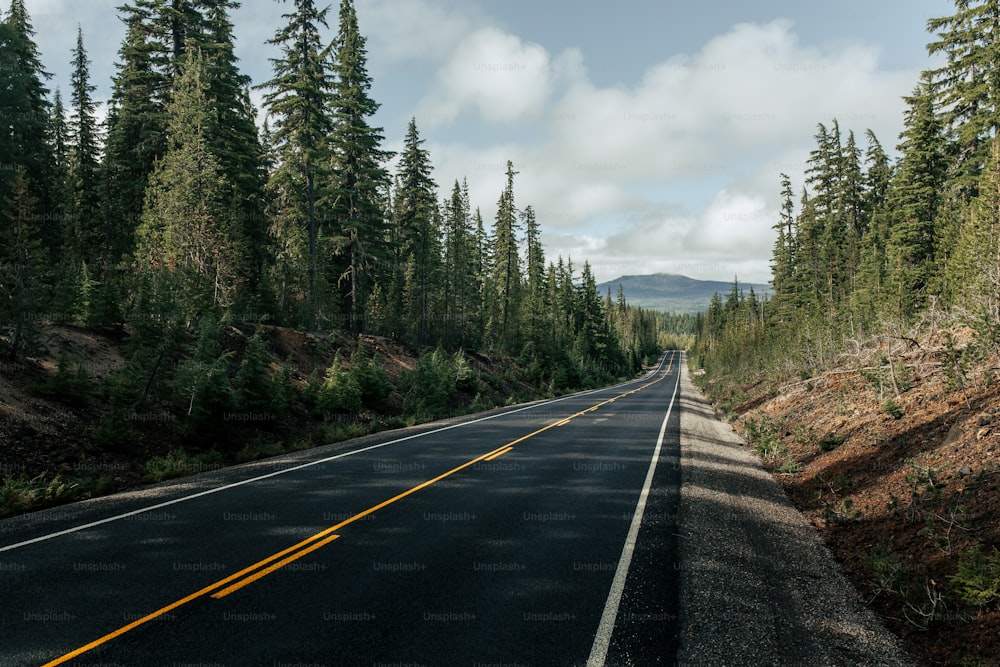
<box><xmin>234</xmin><ymin>439</ymin><xmax>288</xmax><ymax>463</ymax></box>
<box><xmin>742</xmin><ymin>414</ymin><xmax>787</xmax><ymax>462</ymax></box>
<box><xmin>779</xmin><ymin>458</ymin><xmax>802</xmax><ymax>475</ymax></box>
<box><xmin>143</xmin><ymin>450</ymin><xmax>224</xmax><ymax>484</ymax></box>
<box><xmin>0</xmin><ymin>474</ymin><xmax>89</xmax><ymax>518</ymax></box>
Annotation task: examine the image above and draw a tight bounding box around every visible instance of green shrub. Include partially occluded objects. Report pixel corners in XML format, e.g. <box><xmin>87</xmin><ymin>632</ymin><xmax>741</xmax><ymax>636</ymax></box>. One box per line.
<box><xmin>272</xmin><ymin>361</ymin><xmax>296</xmax><ymax>415</ymax></box>
<box><xmin>864</xmin><ymin>544</ymin><xmax>908</xmax><ymax>599</ymax></box>
<box><xmin>883</xmin><ymin>398</ymin><xmax>905</xmax><ymax>419</ymax></box>
<box><xmin>823</xmin><ymin>497</ymin><xmax>861</xmax><ymax>524</ymax></box>
<box><xmin>144</xmin><ymin>450</ymin><xmax>222</xmax><ymax>483</ymax></box>
<box><xmin>234</xmin><ymin>330</ymin><xmax>274</xmax><ymax>413</ymax></box>
<box><xmin>303</xmin><ymin>369</ymin><xmax>322</xmax><ymax>408</ymax></box>
<box><xmin>350</xmin><ymin>343</ymin><xmax>390</xmax><ymax>408</ymax></box>
<box><xmin>171</xmin><ymin>317</ymin><xmax>236</xmax><ymax>437</ymax></box>
<box><xmin>172</xmin><ymin>355</ymin><xmax>235</xmax><ymax>435</ymax></box>
<box><xmin>794</xmin><ymin>424</ymin><xmax>815</xmax><ymax>446</ymax></box>
<box><xmin>894</xmin><ymin>360</ymin><xmax>913</xmax><ymax>393</ymax></box>
<box><xmin>905</xmin><ymin>458</ymin><xmax>941</xmax><ymax>498</ymax></box>
<box><xmin>33</xmin><ymin>354</ymin><xmax>91</xmax><ymax>405</ymax></box>
<box><xmin>401</xmin><ymin>347</ymin><xmax>456</xmax><ymax>418</ymax></box>
<box><xmin>90</xmin><ymin>372</ymin><xmax>139</xmax><ymax>450</ymax></box>
<box><xmin>0</xmin><ymin>474</ymin><xmax>83</xmax><ymax>518</ymax></box>
<box><xmin>818</xmin><ymin>433</ymin><xmax>845</xmax><ymax>451</ymax></box>
<box><xmin>742</xmin><ymin>415</ymin><xmax>787</xmax><ymax>461</ymax></box>
<box><xmin>453</xmin><ymin>352</ymin><xmax>478</xmax><ymax>393</ymax></box>
<box><xmin>950</xmin><ymin>542</ymin><xmax>1000</xmax><ymax>607</ymax></box>
<box><xmin>317</xmin><ymin>351</ymin><xmax>362</xmax><ymax>414</ymax></box>
<box><xmin>235</xmin><ymin>439</ymin><xmax>287</xmax><ymax>463</ymax></box>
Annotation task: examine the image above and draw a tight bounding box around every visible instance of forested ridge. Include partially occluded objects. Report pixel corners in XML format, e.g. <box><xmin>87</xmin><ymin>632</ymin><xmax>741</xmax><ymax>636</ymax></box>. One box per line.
<box><xmin>0</xmin><ymin>0</ymin><xmax>670</xmax><ymax>512</ymax></box>
<box><xmin>693</xmin><ymin>1</ymin><xmax>1000</xmax><ymax>376</ymax></box>
<box><xmin>0</xmin><ymin>3</ymin><xmax>668</xmax><ymax>423</ymax></box>
<box><xmin>690</xmin><ymin>3</ymin><xmax>1000</xmax><ymax>663</ymax></box>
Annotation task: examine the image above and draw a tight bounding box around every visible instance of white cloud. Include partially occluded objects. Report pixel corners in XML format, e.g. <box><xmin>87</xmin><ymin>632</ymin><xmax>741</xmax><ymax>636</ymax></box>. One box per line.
<box><xmin>687</xmin><ymin>191</ymin><xmax>775</xmax><ymax>256</ymax></box>
<box><xmin>360</xmin><ymin>0</ymin><xmax>482</xmax><ymax>63</ymax></box>
<box><xmin>544</xmin><ymin>20</ymin><xmax>911</xmax><ymax>185</ymax></box>
<box><xmin>419</xmin><ymin>27</ymin><xmax>555</xmax><ymax>124</ymax></box>
<box><xmin>427</xmin><ymin>18</ymin><xmax>918</xmax><ymax>283</ymax></box>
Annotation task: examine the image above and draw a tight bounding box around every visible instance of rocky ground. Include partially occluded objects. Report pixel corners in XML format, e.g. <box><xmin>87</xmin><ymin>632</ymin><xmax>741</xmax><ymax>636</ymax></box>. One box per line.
<box><xmin>701</xmin><ymin>328</ymin><xmax>1000</xmax><ymax>666</ymax></box>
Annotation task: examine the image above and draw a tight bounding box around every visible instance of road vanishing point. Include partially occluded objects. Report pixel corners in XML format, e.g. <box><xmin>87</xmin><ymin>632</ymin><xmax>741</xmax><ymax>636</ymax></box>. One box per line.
<box><xmin>2</xmin><ymin>351</ymin><xmax>913</xmax><ymax>666</ymax></box>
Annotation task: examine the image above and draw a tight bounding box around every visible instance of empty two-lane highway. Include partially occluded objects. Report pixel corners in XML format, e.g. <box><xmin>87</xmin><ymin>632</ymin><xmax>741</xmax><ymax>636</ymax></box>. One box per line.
<box><xmin>1</xmin><ymin>352</ymin><xmax>682</xmax><ymax>666</ymax></box>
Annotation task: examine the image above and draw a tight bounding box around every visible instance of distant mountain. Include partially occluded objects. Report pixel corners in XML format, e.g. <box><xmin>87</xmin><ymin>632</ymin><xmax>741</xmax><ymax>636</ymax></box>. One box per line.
<box><xmin>596</xmin><ymin>273</ymin><xmax>771</xmax><ymax>314</ymax></box>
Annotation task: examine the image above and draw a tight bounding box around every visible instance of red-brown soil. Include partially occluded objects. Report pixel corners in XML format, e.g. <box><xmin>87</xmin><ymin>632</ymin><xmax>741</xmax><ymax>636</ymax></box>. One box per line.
<box><xmin>710</xmin><ymin>331</ymin><xmax>1000</xmax><ymax>666</ymax></box>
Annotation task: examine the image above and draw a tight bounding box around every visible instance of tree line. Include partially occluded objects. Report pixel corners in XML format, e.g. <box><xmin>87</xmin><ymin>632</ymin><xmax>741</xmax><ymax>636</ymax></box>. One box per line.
<box><xmin>693</xmin><ymin>0</ymin><xmax>1000</xmax><ymax>379</ymax></box>
<box><xmin>0</xmin><ymin>0</ymin><xmax>663</xmax><ymax>389</ymax></box>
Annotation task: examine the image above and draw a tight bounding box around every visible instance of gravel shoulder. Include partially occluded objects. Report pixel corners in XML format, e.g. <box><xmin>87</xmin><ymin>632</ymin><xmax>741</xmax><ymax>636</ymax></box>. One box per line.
<box><xmin>675</xmin><ymin>359</ymin><xmax>913</xmax><ymax>666</ymax></box>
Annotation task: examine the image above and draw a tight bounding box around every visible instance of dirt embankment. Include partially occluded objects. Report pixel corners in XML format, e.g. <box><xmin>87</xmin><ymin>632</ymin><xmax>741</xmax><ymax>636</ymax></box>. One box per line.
<box><xmin>0</xmin><ymin>323</ymin><xmax>536</xmax><ymax>514</ymax></box>
<box><xmin>705</xmin><ymin>330</ymin><xmax>1000</xmax><ymax>666</ymax></box>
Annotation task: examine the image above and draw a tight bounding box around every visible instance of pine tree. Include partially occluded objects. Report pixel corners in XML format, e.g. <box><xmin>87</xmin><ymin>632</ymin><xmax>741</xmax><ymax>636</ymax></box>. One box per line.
<box><xmin>394</xmin><ymin>118</ymin><xmax>440</xmax><ymax>344</ymax></box>
<box><xmin>259</xmin><ymin>0</ymin><xmax>335</xmax><ymax>327</ymax></box>
<box><xmin>48</xmin><ymin>89</ymin><xmax>72</xmax><ymax>235</ymax></box>
<box><xmin>441</xmin><ymin>179</ymin><xmax>481</xmax><ymax>349</ymax></box>
<box><xmin>770</xmin><ymin>173</ymin><xmax>796</xmax><ymax>318</ymax></box>
<box><xmin>1</xmin><ymin>0</ymin><xmax>54</xmax><ymax>243</ymax></box>
<box><xmin>853</xmin><ymin>131</ymin><xmax>895</xmax><ymax>325</ymax></box>
<box><xmin>885</xmin><ymin>77</ymin><xmax>947</xmax><ymax>319</ymax></box>
<box><xmin>0</xmin><ymin>16</ymin><xmax>14</xmax><ymax>202</ymax></box>
<box><xmin>190</xmin><ymin>0</ymin><xmax>269</xmax><ymax>303</ymax></box>
<box><xmin>948</xmin><ymin>137</ymin><xmax>1000</xmax><ymax>320</ymax></box>
<box><xmin>328</xmin><ymin>0</ymin><xmax>392</xmax><ymax>334</ymax></box>
<box><xmin>150</xmin><ymin>0</ymin><xmax>203</xmax><ymax>71</ymax></box>
<box><xmin>48</xmin><ymin>88</ymin><xmax>81</xmax><ymax>324</ymax></box>
<box><xmin>839</xmin><ymin>129</ymin><xmax>867</xmax><ymax>288</ymax></box>
<box><xmin>489</xmin><ymin>161</ymin><xmax>522</xmax><ymax>350</ymax></box>
<box><xmin>522</xmin><ymin>204</ymin><xmax>548</xmax><ymax>353</ymax></box>
<box><xmin>864</xmin><ymin>130</ymin><xmax>893</xmax><ymax>218</ymax></box>
<box><xmin>69</xmin><ymin>26</ymin><xmax>102</xmax><ymax>267</ymax></box>
<box><xmin>468</xmin><ymin>205</ymin><xmax>489</xmax><ymax>350</ymax></box>
<box><xmin>1</xmin><ymin>168</ymin><xmax>44</xmax><ymax>359</ymax></box>
<box><xmin>574</xmin><ymin>261</ymin><xmax>608</xmax><ymax>377</ymax></box>
<box><xmin>103</xmin><ymin>1</ymin><xmax>171</xmax><ymax>265</ymax></box>
<box><xmin>800</xmin><ymin>124</ymin><xmax>836</xmax><ymax>310</ymax></box>
<box><xmin>927</xmin><ymin>0</ymin><xmax>1000</xmax><ymax>194</ymax></box>
<box><xmin>135</xmin><ymin>49</ymin><xmax>246</xmax><ymax>317</ymax></box>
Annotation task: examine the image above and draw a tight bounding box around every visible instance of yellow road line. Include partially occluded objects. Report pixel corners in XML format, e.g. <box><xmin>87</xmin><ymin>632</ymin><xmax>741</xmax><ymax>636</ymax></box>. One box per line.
<box><xmin>484</xmin><ymin>446</ymin><xmax>514</xmax><ymax>461</ymax></box>
<box><xmin>212</xmin><ymin>534</ymin><xmax>341</xmax><ymax>599</ymax></box>
<box><xmin>44</xmin><ymin>355</ymin><xmax>676</xmax><ymax>665</ymax></box>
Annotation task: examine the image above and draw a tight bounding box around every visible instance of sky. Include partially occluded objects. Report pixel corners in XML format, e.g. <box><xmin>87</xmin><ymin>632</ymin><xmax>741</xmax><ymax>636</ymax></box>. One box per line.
<box><xmin>19</xmin><ymin>0</ymin><xmax>955</xmax><ymax>285</ymax></box>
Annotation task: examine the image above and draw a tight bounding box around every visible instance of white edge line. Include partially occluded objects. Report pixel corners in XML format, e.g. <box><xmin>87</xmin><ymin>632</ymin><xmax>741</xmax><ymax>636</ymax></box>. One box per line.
<box><xmin>0</xmin><ymin>355</ymin><xmax>671</xmax><ymax>554</ymax></box>
<box><xmin>587</xmin><ymin>351</ymin><xmax>681</xmax><ymax>667</ymax></box>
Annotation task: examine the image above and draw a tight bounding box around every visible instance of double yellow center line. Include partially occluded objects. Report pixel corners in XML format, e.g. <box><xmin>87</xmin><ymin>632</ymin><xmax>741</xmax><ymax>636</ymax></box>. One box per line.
<box><xmin>44</xmin><ymin>356</ymin><xmax>673</xmax><ymax>666</ymax></box>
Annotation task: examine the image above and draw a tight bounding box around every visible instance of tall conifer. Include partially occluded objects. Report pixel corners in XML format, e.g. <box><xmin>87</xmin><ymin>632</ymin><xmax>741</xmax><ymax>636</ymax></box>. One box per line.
<box><xmin>135</xmin><ymin>49</ymin><xmax>245</xmax><ymax>316</ymax></box>
<box><xmin>328</xmin><ymin>0</ymin><xmax>391</xmax><ymax>333</ymax></box>
<box><xmin>395</xmin><ymin>118</ymin><xmax>439</xmax><ymax>344</ymax></box>
<box><xmin>259</xmin><ymin>0</ymin><xmax>335</xmax><ymax>327</ymax></box>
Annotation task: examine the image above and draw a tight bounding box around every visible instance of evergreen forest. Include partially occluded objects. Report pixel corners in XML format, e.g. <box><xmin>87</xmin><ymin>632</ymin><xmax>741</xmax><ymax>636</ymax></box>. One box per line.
<box><xmin>692</xmin><ymin>1</ymin><xmax>1000</xmax><ymax>383</ymax></box>
<box><xmin>0</xmin><ymin>0</ymin><xmax>668</xmax><ymax>457</ymax></box>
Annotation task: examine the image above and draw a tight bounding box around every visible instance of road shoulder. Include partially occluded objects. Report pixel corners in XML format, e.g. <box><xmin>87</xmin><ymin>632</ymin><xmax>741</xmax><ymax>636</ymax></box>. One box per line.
<box><xmin>675</xmin><ymin>360</ymin><xmax>914</xmax><ymax>666</ymax></box>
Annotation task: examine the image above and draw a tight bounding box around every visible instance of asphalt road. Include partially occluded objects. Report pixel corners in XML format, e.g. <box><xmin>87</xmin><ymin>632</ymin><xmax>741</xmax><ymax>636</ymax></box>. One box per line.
<box><xmin>0</xmin><ymin>352</ymin><xmax>682</xmax><ymax>667</ymax></box>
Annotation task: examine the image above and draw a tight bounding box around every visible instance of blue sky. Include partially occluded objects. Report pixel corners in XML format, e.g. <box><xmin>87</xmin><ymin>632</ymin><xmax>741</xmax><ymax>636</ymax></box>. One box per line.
<box><xmin>21</xmin><ymin>0</ymin><xmax>954</xmax><ymax>284</ymax></box>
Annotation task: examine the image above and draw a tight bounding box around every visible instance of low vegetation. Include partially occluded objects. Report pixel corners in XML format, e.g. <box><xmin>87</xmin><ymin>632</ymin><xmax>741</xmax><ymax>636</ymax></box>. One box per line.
<box><xmin>689</xmin><ymin>3</ymin><xmax>1000</xmax><ymax>662</ymax></box>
